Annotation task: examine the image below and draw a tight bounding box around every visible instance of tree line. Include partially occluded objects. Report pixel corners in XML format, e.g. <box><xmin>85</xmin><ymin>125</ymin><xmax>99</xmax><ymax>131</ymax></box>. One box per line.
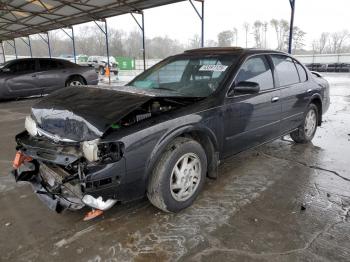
<box><xmin>3</xmin><ymin>20</ymin><xmax>350</xmax><ymax>59</ymax></box>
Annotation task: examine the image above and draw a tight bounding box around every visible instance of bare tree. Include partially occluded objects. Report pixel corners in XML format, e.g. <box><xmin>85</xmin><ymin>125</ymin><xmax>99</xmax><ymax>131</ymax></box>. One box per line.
<box><xmin>263</xmin><ymin>22</ymin><xmax>268</xmax><ymax>48</ymax></box>
<box><xmin>329</xmin><ymin>30</ymin><xmax>349</xmax><ymax>53</ymax></box>
<box><xmin>270</xmin><ymin>19</ymin><xmax>289</xmax><ymax>51</ymax></box>
<box><xmin>292</xmin><ymin>26</ymin><xmax>306</xmax><ymax>52</ymax></box>
<box><xmin>233</xmin><ymin>27</ymin><xmax>238</xmax><ymax>46</ymax></box>
<box><xmin>217</xmin><ymin>30</ymin><xmax>234</xmax><ymax>47</ymax></box>
<box><xmin>205</xmin><ymin>39</ymin><xmax>218</xmax><ymax>47</ymax></box>
<box><xmin>188</xmin><ymin>34</ymin><xmax>201</xmax><ymax>49</ymax></box>
<box><xmin>252</xmin><ymin>20</ymin><xmax>263</xmax><ymax>48</ymax></box>
<box><xmin>243</xmin><ymin>22</ymin><xmax>250</xmax><ymax>48</ymax></box>
<box><xmin>318</xmin><ymin>33</ymin><xmax>329</xmax><ymax>54</ymax></box>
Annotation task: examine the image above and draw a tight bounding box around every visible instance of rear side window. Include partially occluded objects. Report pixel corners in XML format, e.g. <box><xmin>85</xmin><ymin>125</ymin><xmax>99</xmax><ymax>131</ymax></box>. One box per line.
<box><xmin>39</xmin><ymin>60</ymin><xmax>63</xmax><ymax>70</ymax></box>
<box><xmin>294</xmin><ymin>61</ymin><xmax>307</xmax><ymax>82</ymax></box>
<box><xmin>272</xmin><ymin>55</ymin><xmax>299</xmax><ymax>87</ymax></box>
<box><xmin>236</xmin><ymin>56</ymin><xmax>274</xmax><ymax>91</ymax></box>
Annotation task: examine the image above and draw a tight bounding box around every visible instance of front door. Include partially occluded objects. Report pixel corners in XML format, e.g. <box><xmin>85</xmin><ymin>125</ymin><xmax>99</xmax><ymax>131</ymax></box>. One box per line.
<box><xmin>5</xmin><ymin>59</ymin><xmax>40</xmax><ymax>97</ymax></box>
<box><xmin>223</xmin><ymin>55</ymin><xmax>281</xmax><ymax>157</ymax></box>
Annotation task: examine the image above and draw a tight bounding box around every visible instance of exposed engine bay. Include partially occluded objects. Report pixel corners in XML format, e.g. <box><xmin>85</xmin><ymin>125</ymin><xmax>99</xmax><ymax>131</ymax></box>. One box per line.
<box><xmin>116</xmin><ymin>98</ymin><xmax>193</xmax><ymax>127</ymax></box>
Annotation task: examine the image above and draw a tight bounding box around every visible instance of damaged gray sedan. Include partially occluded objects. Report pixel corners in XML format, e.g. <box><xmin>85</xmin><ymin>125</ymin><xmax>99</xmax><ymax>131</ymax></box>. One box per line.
<box><xmin>11</xmin><ymin>48</ymin><xmax>330</xmax><ymax>218</ymax></box>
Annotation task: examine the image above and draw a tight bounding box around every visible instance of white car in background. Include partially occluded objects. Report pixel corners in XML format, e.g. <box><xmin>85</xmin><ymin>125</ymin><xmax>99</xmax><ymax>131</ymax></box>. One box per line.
<box><xmin>87</xmin><ymin>56</ymin><xmax>118</xmax><ymax>75</ymax></box>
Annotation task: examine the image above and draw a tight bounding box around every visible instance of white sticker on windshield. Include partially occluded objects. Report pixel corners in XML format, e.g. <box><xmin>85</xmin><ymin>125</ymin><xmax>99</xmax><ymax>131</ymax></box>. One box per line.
<box><xmin>199</xmin><ymin>64</ymin><xmax>228</xmax><ymax>72</ymax></box>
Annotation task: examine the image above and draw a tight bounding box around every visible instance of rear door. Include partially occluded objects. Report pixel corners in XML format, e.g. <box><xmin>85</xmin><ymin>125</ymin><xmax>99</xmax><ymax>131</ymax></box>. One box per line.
<box><xmin>270</xmin><ymin>55</ymin><xmax>309</xmax><ymax>133</ymax></box>
<box><xmin>5</xmin><ymin>59</ymin><xmax>40</xmax><ymax>96</ymax></box>
<box><xmin>223</xmin><ymin>55</ymin><xmax>281</xmax><ymax>157</ymax></box>
<box><xmin>36</xmin><ymin>59</ymin><xmax>66</xmax><ymax>92</ymax></box>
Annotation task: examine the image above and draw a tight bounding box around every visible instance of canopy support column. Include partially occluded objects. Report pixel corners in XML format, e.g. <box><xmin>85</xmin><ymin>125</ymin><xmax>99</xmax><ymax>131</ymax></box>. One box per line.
<box><xmin>131</xmin><ymin>10</ymin><xmax>146</xmax><ymax>70</ymax></box>
<box><xmin>189</xmin><ymin>0</ymin><xmax>204</xmax><ymax>47</ymax></box>
<box><xmin>1</xmin><ymin>41</ymin><xmax>5</xmax><ymax>63</ymax></box>
<box><xmin>6</xmin><ymin>40</ymin><xmax>17</xmax><ymax>59</ymax></box>
<box><xmin>47</xmin><ymin>32</ymin><xmax>51</xmax><ymax>58</ymax></box>
<box><xmin>20</xmin><ymin>36</ymin><xmax>32</xmax><ymax>57</ymax></box>
<box><xmin>288</xmin><ymin>0</ymin><xmax>296</xmax><ymax>54</ymax></box>
<box><xmin>94</xmin><ymin>19</ymin><xmax>110</xmax><ymax>84</ymax></box>
<box><xmin>61</xmin><ymin>27</ymin><xmax>77</xmax><ymax>63</ymax></box>
<box><xmin>38</xmin><ymin>33</ymin><xmax>51</xmax><ymax>58</ymax></box>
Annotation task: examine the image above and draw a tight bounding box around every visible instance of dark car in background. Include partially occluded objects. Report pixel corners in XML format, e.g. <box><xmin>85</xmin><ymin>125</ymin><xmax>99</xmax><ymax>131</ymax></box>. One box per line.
<box><xmin>0</xmin><ymin>58</ymin><xmax>98</xmax><ymax>100</ymax></box>
<box><xmin>12</xmin><ymin>48</ymin><xmax>330</xmax><ymax>214</ymax></box>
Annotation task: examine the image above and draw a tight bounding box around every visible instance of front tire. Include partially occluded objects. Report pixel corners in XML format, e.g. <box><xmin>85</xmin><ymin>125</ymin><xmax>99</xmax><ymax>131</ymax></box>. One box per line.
<box><xmin>290</xmin><ymin>103</ymin><xmax>318</xmax><ymax>143</ymax></box>
<box><xmin>147</xmin><ymin>137</ymin><xmax>207</xmax><ymax>213</ymax></box>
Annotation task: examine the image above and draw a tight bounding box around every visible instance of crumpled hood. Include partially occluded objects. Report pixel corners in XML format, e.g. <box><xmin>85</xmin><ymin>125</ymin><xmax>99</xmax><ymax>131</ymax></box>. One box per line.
<box><xmin>31</xmin><ymin>86</ymin><xmax>153</xmax><ymax>142</ymax></box>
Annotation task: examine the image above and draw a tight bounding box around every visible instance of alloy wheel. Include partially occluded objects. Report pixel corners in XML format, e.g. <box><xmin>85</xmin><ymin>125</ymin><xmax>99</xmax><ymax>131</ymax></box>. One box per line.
<box><xmin>170</xmin><ymin>153</ymin><xmax>202</xmax><ymax>202</ymax></box>
<box><xmin>304</xmin><ymin>109</ymin><xmax>317</xmax><ymax>138</ymax></box>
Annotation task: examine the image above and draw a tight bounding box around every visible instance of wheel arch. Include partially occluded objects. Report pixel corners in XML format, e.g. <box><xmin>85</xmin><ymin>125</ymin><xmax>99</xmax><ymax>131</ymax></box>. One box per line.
<box><xmin>145</xmin><ymin>125</ymin><xmax>220</xmax><ymax>184</ymax></box>
<box><xmin>65</xmin><ymin>74</ymin><xmax>87</xmax><ymax>86</ymax></box>
<box><xmin>309</xmin><ymin>94</ymin><xmax>323</xmax><ymax>126</ymax></box>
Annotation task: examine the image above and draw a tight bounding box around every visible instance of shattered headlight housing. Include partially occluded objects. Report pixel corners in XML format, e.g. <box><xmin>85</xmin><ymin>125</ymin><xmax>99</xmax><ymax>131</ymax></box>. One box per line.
<box><xmin>82</xmin><ymin>140</ymin><xmax>124</xmax><ymax>163</ymax></box>
<box><xmin>25</xmin><ymin>115</ymin><xmax>38</xmax><ymax>137</ymax></box>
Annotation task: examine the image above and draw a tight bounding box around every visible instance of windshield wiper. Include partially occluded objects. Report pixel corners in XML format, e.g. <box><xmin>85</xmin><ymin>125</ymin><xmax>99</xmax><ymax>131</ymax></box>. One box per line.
<box><xmin>153</xmin><ymin>87</ymin><xmax>177</xmax><ymax>92</ymax></box>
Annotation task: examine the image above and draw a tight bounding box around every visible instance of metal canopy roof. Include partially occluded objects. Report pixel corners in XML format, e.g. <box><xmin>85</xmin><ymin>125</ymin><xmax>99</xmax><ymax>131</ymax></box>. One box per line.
<box><xmin>0</xmin><ymin>0</ymin><xmax>185</xmax><ymax>41</ymax></box>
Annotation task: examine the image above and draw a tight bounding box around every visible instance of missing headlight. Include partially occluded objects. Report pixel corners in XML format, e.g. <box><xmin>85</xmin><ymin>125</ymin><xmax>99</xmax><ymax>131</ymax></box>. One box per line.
<box><xmin>82</xmin><ymin>140</ymin><xmax>123</xmax><ymax>163</ymax></box>
<box><xmin>98</xmin><ymin>142</ymin><xmax>124</xmax><ymax>163</ymax></box>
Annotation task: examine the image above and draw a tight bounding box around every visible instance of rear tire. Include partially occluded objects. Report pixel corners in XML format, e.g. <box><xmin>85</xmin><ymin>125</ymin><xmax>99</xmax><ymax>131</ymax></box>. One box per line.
<box><xmin>147</xmin><ymin>137</ymin><xmax>207</xmax><ymax>213</ymax></box>
<box><xmin>290</xmin><ymin>103</ymin><xmax>318</xmax><ymax>143</ymax></box>
<box><xmin>66</xmin><ymin>76</ymin><xmax>85</xmax><ymax>87</ymax></box>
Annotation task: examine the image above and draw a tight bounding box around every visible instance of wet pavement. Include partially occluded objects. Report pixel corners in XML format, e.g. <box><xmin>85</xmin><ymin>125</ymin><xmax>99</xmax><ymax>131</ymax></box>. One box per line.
<box><xmin>0</xmin><ymin>74</ymin><xmax>349</xmax><ymax>262</ymax></box>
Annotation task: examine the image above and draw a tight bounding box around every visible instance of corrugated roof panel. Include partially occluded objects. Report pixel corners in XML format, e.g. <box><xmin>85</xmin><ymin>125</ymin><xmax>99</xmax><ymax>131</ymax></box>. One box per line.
<box><xmin>0</xmin><ymin>0</ymin><xmax>185</xmax><ymax>41</ymax></box>
<box><xmin>54</xmin><ymin>5</ymin><xmax>82</xmax><ymax>16</ymax></box>
<box><xmin>25</xmin><ymin>16</ymin><xmax>49</xmax><ymax>25</ymax></box>
<box><xmin>6</xmin><ymin>23</ymin><xmax>26</xmax><ymax>30</ymax></box>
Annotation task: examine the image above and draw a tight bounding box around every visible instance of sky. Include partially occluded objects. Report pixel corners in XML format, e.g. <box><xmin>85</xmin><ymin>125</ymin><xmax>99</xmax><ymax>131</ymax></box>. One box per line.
<box><xmin>74</xmin><ymin>0</ymin><xmax>350</xmax><ymax>50</ymax></box>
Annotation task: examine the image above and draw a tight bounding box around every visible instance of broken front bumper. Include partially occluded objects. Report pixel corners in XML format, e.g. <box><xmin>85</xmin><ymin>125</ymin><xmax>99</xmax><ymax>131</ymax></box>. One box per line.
<box><xmin>12</xmin><ymin>161</ymin><xmax>85</xmax><ymax>212</ymax></box>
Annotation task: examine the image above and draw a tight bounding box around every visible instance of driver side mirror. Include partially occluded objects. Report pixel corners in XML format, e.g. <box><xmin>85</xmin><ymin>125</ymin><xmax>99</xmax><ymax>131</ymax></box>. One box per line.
<box><xmin>231</xmin><ymin>81</ymin><xmax>260</xmax><ymax>95</ymax></box>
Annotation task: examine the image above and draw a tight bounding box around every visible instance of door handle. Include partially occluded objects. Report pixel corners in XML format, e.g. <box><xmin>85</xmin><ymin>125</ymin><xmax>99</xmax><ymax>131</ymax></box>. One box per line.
<box><xmin>271</xmin><ymin>96</ymin><xmax>279</xmax><ymax>103</ymax></box>
<box><xmin>306</xmin><ymin>89</ymin><xmax>313</xmax><ymax>93</ymax></box>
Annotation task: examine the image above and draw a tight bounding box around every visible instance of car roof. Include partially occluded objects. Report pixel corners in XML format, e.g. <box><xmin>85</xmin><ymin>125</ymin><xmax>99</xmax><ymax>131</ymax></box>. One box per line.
<box><xmin>183</xmin><ymin>47</ymin><xmax>289</xmax><ymax>56</ymax></box>
<box><xmin>8</xmin><ymin>58</ymin><xmax>69</xmax><ymax>63</ymax></box>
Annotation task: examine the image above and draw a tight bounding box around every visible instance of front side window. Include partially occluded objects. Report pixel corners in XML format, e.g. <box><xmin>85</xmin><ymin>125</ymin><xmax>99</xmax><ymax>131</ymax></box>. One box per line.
<box><xmin>8</xmin><ymin>60</ymin><xmax>35</xmax><ymax>73</ymax></box>
<box><xmin>272</xmin><ymin>55</ymin><xmax>300</xmax><ymax>87</ymax></box>
<box><xmin>236</xmin><ymin>56</ymin><xmax>274</xmax><ymax>91</ymax></box>
<box><xmin>129</xmin><ymin>55</ymin><xmax>238</xmax><ymax>97</ymax></box>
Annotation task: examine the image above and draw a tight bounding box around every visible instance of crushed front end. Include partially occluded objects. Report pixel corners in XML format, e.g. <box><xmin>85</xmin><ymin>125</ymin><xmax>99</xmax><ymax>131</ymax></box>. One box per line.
<box><xmin>12</xmin><ymin>129</ymin><xmax>125</xmax><ymax>213</ymax></box>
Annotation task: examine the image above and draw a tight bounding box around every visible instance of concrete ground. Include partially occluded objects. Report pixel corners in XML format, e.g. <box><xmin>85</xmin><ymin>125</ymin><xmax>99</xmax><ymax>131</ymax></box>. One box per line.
<box><xmin>0</xmin><ymin>74</ymin><xmax>349</xmax><ymax>262</ymax></box>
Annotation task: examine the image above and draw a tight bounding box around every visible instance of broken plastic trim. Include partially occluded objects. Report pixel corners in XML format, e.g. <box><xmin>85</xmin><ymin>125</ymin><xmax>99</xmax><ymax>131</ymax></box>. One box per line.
<box><xmin>82</xmin><ymin>195</ymin><xmax>117</xmax><ymax>211</ymax></box>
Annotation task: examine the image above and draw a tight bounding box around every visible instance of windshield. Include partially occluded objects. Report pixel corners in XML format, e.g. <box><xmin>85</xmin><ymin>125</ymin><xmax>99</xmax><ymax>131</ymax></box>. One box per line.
<box><xmin>129</xmin><ymin>55</ymin><xmax>238</xmax><ymax>97</ymax></box>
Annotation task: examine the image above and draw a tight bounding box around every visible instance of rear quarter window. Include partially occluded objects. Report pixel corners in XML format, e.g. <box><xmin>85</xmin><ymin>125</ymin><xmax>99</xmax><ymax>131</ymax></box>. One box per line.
<box><xmin>271</xmin><ymin>55</ymin><xmax>300</xmax><ymax>87</ymax></box>
<box><xmin>294</xmin><ymin>61</ymin><xmax>307</xmax><ymax>82</ymax></box>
